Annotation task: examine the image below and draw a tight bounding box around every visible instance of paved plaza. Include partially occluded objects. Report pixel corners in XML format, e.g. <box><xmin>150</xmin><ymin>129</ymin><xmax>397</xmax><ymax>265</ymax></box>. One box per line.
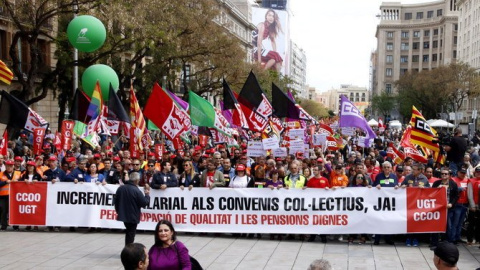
<box><xmin>0</xmin><ymin>229</ymin><xmax>479</xmax><ymax>269</ymax></box>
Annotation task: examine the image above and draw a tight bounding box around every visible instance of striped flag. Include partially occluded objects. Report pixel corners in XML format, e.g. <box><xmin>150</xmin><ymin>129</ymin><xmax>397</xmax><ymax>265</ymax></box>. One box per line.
<box><xmin>409</xmin><ymin>106</ymin><xmax>439</xmax><ymax>152</ymax></box>
<box><xmin>84</xmin><ymin>81</ymin><xmax>103</xmax><ymax>137</ymax></box>
<box><xmin>0</xmin><ymin>60</ymin><xmax>14</xmax><ymax>85</ymax></box>
<box><xmin>129</xmin><ymin>86</ymin><xmax>146</xmax><ymax>149</ymax></box>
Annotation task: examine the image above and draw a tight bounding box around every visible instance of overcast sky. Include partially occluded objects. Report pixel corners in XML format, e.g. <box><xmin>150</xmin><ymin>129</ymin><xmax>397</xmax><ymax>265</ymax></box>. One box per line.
<box><xmin>289</xmin><ymin>0</ymin><xmax>428</xmax><ymax>93</ymax></box>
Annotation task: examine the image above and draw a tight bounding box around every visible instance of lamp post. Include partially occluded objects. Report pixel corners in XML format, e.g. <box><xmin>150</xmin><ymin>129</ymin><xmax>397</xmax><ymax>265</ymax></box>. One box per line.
<box><xmin>73</xmin><ymin>0</ymin><xmax>79</xmax><ymax>95</ymax></box>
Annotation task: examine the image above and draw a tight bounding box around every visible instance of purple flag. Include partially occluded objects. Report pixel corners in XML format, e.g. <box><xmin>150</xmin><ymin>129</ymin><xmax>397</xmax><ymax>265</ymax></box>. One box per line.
<box><xmin>339</xmin><ymin>95</ymin><xmax>376</xmax><ymax>146</ymax></box>
<box><xmin>166</xmin><ymin>89</ymin><xmax>189</xmax><ymax>111</ymax></box>
<box><xmin>220</xmin><ymin>101</ymin><xmax>235</xmax><ymax>127</ymax></box>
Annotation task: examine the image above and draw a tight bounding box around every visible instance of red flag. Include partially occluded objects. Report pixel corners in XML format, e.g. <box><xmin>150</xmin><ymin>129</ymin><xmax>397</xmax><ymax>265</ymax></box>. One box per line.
<box><xmin>143</xmin><ymin>83</ymin><xmax>185</xmax><ymax>141</ymax></box>
<box><xmin>54</xmin><ymin>132</ymin><xmax>62</xmax><ymax>152</ymax></box>
<box><xmin>326</xmin><ymin>136</ymin><xmax>339</xmax><ymax>151</ymax></box>
<box><xmin>154</xmin><ymin>144</ymin><xmax>164</xmax><ymax>159</ymax></box>
<box><xmin>400</xmin><ymin>126</ymin><xmax>414</xmax><ymax>148</ymax></box>
<box><xmin>0</xmin><ymin>129</ymin><xmax>7</xmax><ymax>156</ymax></box>
<box><xmin>130</xmin><ymin>127</ymin><xmax>141</xmax><ymax>159</ymax></box>
<box><xmin>233</xmin><ymin>92</ymin><xmax>267</xmax><ymax>132</ymax></box>
<box><xmin>404</xmin><ymin>146</ymin><xmax>428</xmax><ymax>163</ymax></box>
<box><xmin>199</xmin><ymin>134</ymin><xmax>208</xmax><ymax>147</ymax></box>
<box><xmin>61</xmin><ymin>120</ymin><xmax>74</xmax><ymax>151</ymax></box>
<box><xmin>318</xmin><ymin>123</ymin><xmax>334</xmax><ymax>136</ymax></box>
<box><xmin>387</xmin><ymin>142</ymin><xmax>405</xmax><ymax>164</ymax></box>
<box><xmin>33</xmin><ymin>128</ymin><xmax>46</xmax><ymax>155</ymax></box>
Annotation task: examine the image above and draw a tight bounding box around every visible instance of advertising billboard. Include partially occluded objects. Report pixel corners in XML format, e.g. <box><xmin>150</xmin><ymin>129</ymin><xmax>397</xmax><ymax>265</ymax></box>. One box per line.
<box><xmin>252</xmin><ymin>7</ymin><xmax>289</xmax><ymax>75</ymax></box>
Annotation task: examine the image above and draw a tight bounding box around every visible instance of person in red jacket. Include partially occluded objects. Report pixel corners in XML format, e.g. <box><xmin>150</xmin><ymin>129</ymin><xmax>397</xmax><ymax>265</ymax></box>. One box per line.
<box><xmin>467</xmin><ymin>167</ymin><xmax>480</xmax><ymax>245</ymax></box>
<box><xmin>307</xmin><ymin>165</ymin><xmax>330</xmax><ymax>189</ymax></box>
<box><xmin>452</xmin><ymin>167</ymin><xmax>469</xmax><ymax>244</ymax></box>
<box><xmin>307</xmin><ymin>165</ymin><xmax>330</xmax><ymax>243</ymax></box>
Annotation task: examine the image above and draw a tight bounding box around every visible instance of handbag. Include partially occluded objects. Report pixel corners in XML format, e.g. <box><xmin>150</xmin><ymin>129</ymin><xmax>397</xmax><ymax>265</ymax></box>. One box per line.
<box><xmin>174</xmin><ymin>242</ymin><xmax>203</xmax><ymax>270</ymax></box>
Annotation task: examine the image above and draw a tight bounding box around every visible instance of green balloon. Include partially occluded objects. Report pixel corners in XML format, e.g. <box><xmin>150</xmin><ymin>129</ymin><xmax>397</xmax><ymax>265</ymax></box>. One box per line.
<box><xmin>67</xmin><ymin>15</ymin><xmax>106</xmax><ymax>52</ymax></box>
<box><xmin>82</xmin><ymin>64</ymin><xmax>119</xmax><ymax>101</ymax></box>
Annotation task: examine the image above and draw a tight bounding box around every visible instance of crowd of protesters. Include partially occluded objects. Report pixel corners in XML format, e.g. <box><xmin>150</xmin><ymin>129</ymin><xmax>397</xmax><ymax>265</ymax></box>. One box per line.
<box><xmin>0</xmin><ymin>126</ymin><xmax>480</xmax><ymax>251</ymax></box>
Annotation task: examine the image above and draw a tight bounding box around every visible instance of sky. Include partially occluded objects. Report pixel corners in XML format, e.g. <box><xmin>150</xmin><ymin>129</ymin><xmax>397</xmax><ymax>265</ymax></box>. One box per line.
<box><xmin>288</xmin><ymin>0</ymin><xmax>427</xmax><ymax>93</ymax></box>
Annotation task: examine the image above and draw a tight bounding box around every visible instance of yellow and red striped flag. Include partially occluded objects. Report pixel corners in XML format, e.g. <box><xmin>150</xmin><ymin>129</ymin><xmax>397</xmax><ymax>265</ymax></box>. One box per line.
<box><xmin>0</xmin><ymin>60</ymin><xmax>14</xmax><ymax>85</ymax></box>
<box><xmin>129</xmin><ymin>86</ymin><xmax>146</xmax><ymax>150</ymax></box>
<box><xmin>409</xmin><ymin>106</ymin><xmax>439</xmax><ymax>152</ymax></box>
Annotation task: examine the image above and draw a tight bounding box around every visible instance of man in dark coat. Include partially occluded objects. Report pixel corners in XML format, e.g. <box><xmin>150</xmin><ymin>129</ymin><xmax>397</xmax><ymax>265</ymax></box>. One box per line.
<box><xmin>114</xmin><ymin>172</ymin><xmax>150</xmax><ymax>245</ymax></box>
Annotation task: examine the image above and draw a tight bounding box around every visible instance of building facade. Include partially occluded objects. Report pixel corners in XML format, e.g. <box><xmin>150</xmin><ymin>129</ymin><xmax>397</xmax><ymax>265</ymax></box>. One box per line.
<box><xmin>319</xmin><ymin>85</ymin><xmax>370</xmax><ymax>115</ymax></box>
<box><xmin>374</xmin><ymin>0</ymin><xmax>459</xmax><ymax>96</ymax></box>
<box><xmin>289</xmin><ymin>40</ymin><xmax>307</xmax><ymax>99</ymax></box>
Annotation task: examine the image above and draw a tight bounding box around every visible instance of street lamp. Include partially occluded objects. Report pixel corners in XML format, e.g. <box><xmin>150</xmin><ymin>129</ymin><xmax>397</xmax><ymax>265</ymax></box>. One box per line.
<box><xmin>73</xmin><ymin>0</ymin><xmax>79</xmax><ymax>95</ymax></box>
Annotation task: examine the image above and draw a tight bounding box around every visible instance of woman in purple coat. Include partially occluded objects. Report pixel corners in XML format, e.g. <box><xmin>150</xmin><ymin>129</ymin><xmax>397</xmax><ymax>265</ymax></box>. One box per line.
<box><xmin>148</xmin><ymin>220</ymin><xmax>191</xmax><ymax>270</ymax></box>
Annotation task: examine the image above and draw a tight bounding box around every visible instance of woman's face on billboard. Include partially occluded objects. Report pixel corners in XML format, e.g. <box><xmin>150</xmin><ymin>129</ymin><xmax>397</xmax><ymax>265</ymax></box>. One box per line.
<box><xmin>266</xmin><ymin>11</ymin><xmax>275</xmax><ymax>23</ymax></box>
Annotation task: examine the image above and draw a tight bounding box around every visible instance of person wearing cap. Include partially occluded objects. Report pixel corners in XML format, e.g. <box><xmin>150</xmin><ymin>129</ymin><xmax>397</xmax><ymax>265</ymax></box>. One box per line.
<box><xmin>229</xmin><ymin>164</ymin><xmax>253</xmax><ymax>188</ymax></box>
<box><xmin>0</xmin><ymin>160</ymin><xmax>21</xmax><ymax>231</ymax></box>
<box><xmin>466</xmin><ymin>167</ymin><xmax>480</xmax><ymax>245</ymax></box>
<box><xmin>65</xmin><ymin>158</ymin><xmax>88</xmax><ymax>183</ymax></box>
<box><xmin>451</xmin><ymin>167</ymin><xmax>469</xmax><ymax>244</ymax></box>
<box><xmin>43</xmin><ymin>156</ymin><xmax>67</xmax><ymax>183</ymax></box>
<box><xmin>151</xmin><ymin>161</ymin><xmax>177</xmax><ymax>190</ymax></box>
<box><xmin>92</xmin><ymin>153</ymin><xmax>105</xmax><ymax>172</ymax></box>
<box><xmin>13</xmin><ymin>156</ymin><xmax>25</xmax><ymax>173</ymax></box>
<box><xmin>432</xmin><ymin>242</ymin><xmax>459</xmax><ymax>269</ymax></box>
<box><xmin>200</xmin><ymin>159</ymin><xmax>225</xmax><ymax>189</ymax></box>
<box><xmin>373</xmin><ymin>161</ymin><xmax>398</xmax><ymax>245</ymax></box>
<box><xmin>395</xmin><ymin>165</ymin><xmax>405</xmax><ymax>183</ymax></box>
<box><xmin>41</xmin><ymin>143</ymin><xmax>52</xmax><ymax>160</ymax></box>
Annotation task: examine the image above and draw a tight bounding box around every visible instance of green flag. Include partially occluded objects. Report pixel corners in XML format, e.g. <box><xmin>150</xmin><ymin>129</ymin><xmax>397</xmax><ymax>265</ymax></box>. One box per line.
<box><xmin>188</xmin><ymin>91</ymin><xmax>216</xmax><ymax>127</ymax></box>
<box><xmin>147</xmin><ymin>120</ymin><xmax>160</xmax><ymax>131</ymax></box>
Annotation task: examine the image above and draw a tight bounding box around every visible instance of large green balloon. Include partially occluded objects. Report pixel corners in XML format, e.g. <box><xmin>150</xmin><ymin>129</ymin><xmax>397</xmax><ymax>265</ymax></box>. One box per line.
<box><xmin>67</xmin><ymin>15</ymin><xmax>106</xmax><ymax>52</ymax></box>
<box><xmin>82</xmin><ymin>64</ymin><xmax>119</xmax><ymax>100</ymax></box>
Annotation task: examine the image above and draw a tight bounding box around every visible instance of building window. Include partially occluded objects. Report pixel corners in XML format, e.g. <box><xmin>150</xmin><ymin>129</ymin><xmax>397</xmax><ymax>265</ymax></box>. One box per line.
<box><xmin>412</xmin><ymin>55</ymin><xmax>419</xmax><ymax>62</ymax></box>
<box><xmin>437</xmin><ymin>9</ymin><xmax>443</xmax><ymax>16</ymax></box>
<box><xmin>427</xmin><ymin>10</ymin><xmax>434</xmax><ymax>18</ymax></box>
<box><xmin>405</xmin><ymin>13</ymin><xmax>412</xmax><ymax>20</ymax></box>
<box><xmin>401</xmin><ymin>42</ymin><xmax>409</xmax><ymax>50</ymax></box>
<box><xmin>432</xmin><ymin>54</ymin><xmax>437</xmax><ymax>61</ymax></box>
<box><xmin>440</xmin><ymin>53</ymin><xmax>442</xmax><ymax>60</ymax></box>
<box><xmin>387</xmin><ymin>31</ymin><xmax>394</xmax><ymax>38</ymax></box>
<box><xmin>416</xmin><ymin>12</ymin><xmax>423</xmax><ymax>19</ymax></box>
<box><xmin>440</xmin><ymin>39</ymin><xmax>443</xmax><ymax>47</ymax></box>
<box><xmin>386</xmin><ymin>55</ymin><xmax>393</xmax><ymax>63</ymax></box>
<box><xmin>454</xmin><ymin>24</ymin><xmax>458</xmax><ymax>31</ymax></box>
<box><xmin>386</xmin><ymin>84</ymin><xmax>392</xmax><ymax>94</ymax></box>
<box><xmin>400</xmin><ymin>68</ymin><xmax>408</xmax><ymax>75</ymax></box>
<box><xmin>386</xmin><ymin>68</ymin><xmax>393</xmax><ymax>76</ymax></box>
<box><xmin>454</xmin><ymin>36</ymin><xmax>457</xmax><ymax>45</ymax></box>
<box><xmin>386</xmin><ymin>43</ymin><xmax>393</xmax><ymax>50</ymax></box>
<box><xmin>413</xmin><ymin>42</ymin><xmax>420</xmax><ymax>50</ymax></box>
<box><xmin>424</xmin><ymin>30</ymin><xmax>430</xmax><ymax>37</ymax></box>
<box><xmin>400</xmin><ymin>55</ymin><xmax>408</xmax><ymax>63</ymax></box>
<box><xmin>401</xmin><ymin>31</ymin><xmax>409</xmax><ymax>38</ymax></box>
<box><xmin>433</xmin><ymin>29</ymin><xmax>438</xmax><ymax>35</ymax></box>
<box><xmin>423</xmin><ymin>55</ymin><xmax>429</xmax><ymax>62</ymax></box>
<box><xmin>424</xmin><ymin>41</ymin><xmax>430</xmax><ymax>48</ymax></box>
<box><xmin>414</xmin><ymin>31</ymin><xmax>420</xmax><ymax>37</ymax></box>
<box><xmin>453</xmin><ymin>50</ymin><xmax>457</xmax><ymax>58</ymax></box>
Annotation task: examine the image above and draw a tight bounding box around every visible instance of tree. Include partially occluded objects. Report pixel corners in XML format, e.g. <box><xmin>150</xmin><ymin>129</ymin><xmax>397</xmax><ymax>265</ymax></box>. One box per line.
<box><xmin>298</xmin><ymin>98</ymin><xmax>328</xmax><ymax>119</ymax></box>
<box><xmin>371</xmin><ymin>92</ymin><xmax>395</xmax><ymax>119</ymax></box>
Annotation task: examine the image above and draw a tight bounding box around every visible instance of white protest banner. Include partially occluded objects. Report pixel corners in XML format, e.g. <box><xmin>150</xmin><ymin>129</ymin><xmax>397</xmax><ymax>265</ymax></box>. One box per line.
<box><xmin>341</xmin><ymin>127</ymin><xmax>356</xmax><ymax>136</ymax></box>
<box><xmin>272</xmin><ymin>147</ymin><xmax>288</xmax><ymax>157</ymax></box>
<box><xmin>262</xmin><ymin>137</ymin><xmax>279</xmax><ymax>150</ymax></box>
<box><xmin>289</xmin><ymin>140</ymin><xmax>304</xmax><ymax>154</ymax></box>
<box><xmin>313</xmin><ymin>134</ymin><xmax>327</xmax><ymax>146</ymax></box>
<box><xmin>247</xmin><ymin>141</ymin><xmax>267</xmax><ymax>157</ymax></box>
<box><xmin>9</xmin><ymin>183</ymin><xmax>448</xmax><ymax>234</ymax></box>
<box><xmin>304</xmin><ymin>144</ymin><xmax>310</xmax><ymax>158</ymax></box>
<box><xmin>289</xmin><ymin>129</ymin><xmax>305</xmax><ymax>140</ymax></box>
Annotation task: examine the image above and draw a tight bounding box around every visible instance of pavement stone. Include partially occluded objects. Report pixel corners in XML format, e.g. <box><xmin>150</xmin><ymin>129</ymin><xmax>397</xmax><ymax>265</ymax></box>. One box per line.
<box><xmin>0</xmin><ymin>229</ymin><xmax>479</xmax><ymax>269</ymax></box>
